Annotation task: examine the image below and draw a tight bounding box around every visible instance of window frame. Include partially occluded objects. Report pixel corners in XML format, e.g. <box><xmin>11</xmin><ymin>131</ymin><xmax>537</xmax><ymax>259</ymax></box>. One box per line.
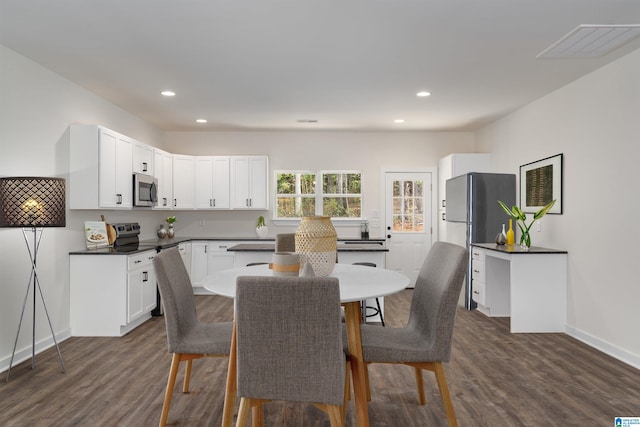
<box><xmin>273</xmin><ymin>169</ymin><xmax>364</xmax><ymax>225</ymax></box>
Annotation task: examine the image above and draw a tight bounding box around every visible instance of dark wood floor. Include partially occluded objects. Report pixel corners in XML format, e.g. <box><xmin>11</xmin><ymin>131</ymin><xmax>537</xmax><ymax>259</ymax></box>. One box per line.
<box><xmin>1</xmin><ymin>290</ymin><xmax>639</xmax><ymax>426</ymax></box>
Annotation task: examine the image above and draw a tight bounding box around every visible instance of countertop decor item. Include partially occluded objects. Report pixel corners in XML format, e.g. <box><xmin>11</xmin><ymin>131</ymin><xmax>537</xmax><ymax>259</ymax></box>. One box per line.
<box><xmin>498</xmin><ymin>199</ymin><xmax>556</xmax><ymax>250</ymax></box>
<box><xmin>165</xmin><ymin>216</ymin><xmax>177</xmax><ymax>238</ymax></box>
<box><xmin>295</xmin><ymin>216</ymin><xmax>337</xmax><ymax>276</ymax></box>
<box><xmin>495</xmin><ymin>224</ymin><xmax>507</xmax><ymax>245</ymax></box>
<box><xmin>0</xmin><ymin>177</ymin><xmax>66</xmax><ymax>380</ymax></box>
<box><xmin>255</xmin><ymin>215</ymin><xmax>268</xmax><ymax>238</ymax></box>
<box><xmin>157</xmin><ymin>224</ymin><xmax>168</xmax><ymax>239</ymax></box>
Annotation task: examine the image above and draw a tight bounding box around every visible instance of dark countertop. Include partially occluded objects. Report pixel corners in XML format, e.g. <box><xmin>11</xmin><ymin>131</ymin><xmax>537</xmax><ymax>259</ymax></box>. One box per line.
<box><xmin>471</xmin><ymin>243</ymin><xmax>567</xmax><ymax>254</ymax></box>
<box><xmin>70</xmin><ymin>237</ymin><xmax>385</xmax><ymax>255</ymax></box>
<box><xmin>228</xmin><ymin>242</ymin><xmax>388</xmax><ymax>252</ymax></box>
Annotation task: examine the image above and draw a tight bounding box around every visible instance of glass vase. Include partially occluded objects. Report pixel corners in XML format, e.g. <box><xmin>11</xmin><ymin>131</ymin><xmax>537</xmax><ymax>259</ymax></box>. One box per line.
<box><xmin>520</xmin><ymin>229</ymin><xmax>531</xmax><ymax>250</ymax></box>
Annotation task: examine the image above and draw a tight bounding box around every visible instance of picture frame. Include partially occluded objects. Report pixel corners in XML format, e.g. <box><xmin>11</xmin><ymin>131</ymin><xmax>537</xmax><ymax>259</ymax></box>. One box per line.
<box><xmin>519</xmin><ymin>153</ymin><xmax>563</xmax><ymax>214</ymax></box>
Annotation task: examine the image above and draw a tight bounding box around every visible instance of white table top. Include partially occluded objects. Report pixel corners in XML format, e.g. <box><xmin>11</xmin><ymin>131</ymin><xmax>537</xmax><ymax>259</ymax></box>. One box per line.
<box><xmin>203</xmin><ymin>263</ymin><xmax>410</xmax><ymax>303</ymax></box>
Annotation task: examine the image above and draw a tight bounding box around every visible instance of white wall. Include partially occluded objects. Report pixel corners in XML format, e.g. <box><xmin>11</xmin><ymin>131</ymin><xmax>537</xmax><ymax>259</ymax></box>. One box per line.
<box><xmin>476</xmin><ymin>48</ymin><xmax>640</xmax><ymax>368</ymax></box>
<box><xmin>0</xmin><ymin>45</ymin><xmax>164</xmax><ymax>372</ymax></box>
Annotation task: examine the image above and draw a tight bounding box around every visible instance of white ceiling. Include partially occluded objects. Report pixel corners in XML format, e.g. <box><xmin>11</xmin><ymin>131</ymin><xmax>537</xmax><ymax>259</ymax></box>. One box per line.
<box><xmin>1</xmin><ymin>0</ymin><xmax>639</xmax><ymax>132</ymax></box>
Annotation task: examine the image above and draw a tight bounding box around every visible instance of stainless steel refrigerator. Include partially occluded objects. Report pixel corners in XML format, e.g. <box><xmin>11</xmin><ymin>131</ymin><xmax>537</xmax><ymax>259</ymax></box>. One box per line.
<box><xmin>445</xmin><ymin>172</ymin><xmax>516</xmax><ymax>309</ymax></box>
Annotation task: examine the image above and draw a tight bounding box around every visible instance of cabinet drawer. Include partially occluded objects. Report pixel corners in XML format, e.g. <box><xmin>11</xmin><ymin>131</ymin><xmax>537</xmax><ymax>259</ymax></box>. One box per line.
<box><xmin>471</xmin><ymin>259</ymin><xmax>485</xmax><ymax>282</ymax></box>
<box><xmin>472</xmin><ymin>282</ymin><xmax>485</xmax><ymax>305</ymax></box>
<box><xmin>471</xmin><ymin>247</ymin><xmax>485</xmax><ymax>262</ymax></box>
<box><xmin>128</xmin><ymin>250</ymin><xmax>156</xmax><ymax>270</ymax></box>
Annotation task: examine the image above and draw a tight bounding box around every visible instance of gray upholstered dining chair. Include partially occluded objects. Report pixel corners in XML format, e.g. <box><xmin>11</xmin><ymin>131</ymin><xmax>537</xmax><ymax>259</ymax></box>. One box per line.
<box><xmin>153</xmin><ymin>247</ymin><xmax>233</xmax><ymax>427</ymax></box>
<box><xmin>359</xmin><ymin>241</ymin><xmax>468</xmax><ymax>427</ymax></box>
<box><xmin>234</xmin><ymin>276</ymin><xmax>349</xmax><ymax>427</ymax></box>
<box><xmin>275</xmin><ymin>232</ymin><xmax>296</xmax><ymax>252</ymax></box>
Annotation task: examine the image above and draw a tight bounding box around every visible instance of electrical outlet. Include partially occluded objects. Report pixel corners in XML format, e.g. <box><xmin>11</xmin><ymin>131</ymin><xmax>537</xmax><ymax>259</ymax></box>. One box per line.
<box><xmin>199</xmin><ymin>218</ymin><xmax>205</xmax><ymax>226</ymax></box>
<box><xmin>536</xmin><ymin>221</ymin><xmax>541</xmax><ymax>232</ymax></box>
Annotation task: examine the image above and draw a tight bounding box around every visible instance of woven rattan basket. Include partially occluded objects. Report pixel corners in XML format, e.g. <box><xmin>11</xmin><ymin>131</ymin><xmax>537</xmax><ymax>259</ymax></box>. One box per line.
<box><xmin>295</xmin><ymin>216</ymin><xmax>337</xmax><ymax>276</ymax></box>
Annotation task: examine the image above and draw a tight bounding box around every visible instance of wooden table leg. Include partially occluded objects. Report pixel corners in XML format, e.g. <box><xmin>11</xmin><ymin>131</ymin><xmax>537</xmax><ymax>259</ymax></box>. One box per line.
<box><xmin>344</xmin><ymin>301</ymin><xmax>370</xmax><ymax>427</ymax></box>
<box><xmin>222</xmin><ymin>320</ymin><xmax>237</xmax><ymax>427</ymax></box>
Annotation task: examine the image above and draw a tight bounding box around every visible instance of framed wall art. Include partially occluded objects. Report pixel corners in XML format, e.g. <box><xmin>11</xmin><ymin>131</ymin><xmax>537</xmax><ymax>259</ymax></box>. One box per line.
<box><xmin>519</xmin><ymin>153</ymin><xmax>563</xmax><ymax>214</ymax></box>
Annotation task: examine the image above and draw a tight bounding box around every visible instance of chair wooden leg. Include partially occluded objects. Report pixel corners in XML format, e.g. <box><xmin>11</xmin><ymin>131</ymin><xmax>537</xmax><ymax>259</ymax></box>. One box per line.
<box><xmin>251</xmin><ymin>402</ymin><xmax>264</xmax><ymax>427</ymax></box>
<box><xmin>159</xmin><ymin>353</ymin><xmax>181</xmax><ymax>427</ymax></box>
<box><xmin>341</xmin><ymin>359</ymin><xmax>351</xmax><ymax>423</ymax></box>
<box><xmin>222</xmin><ymin>321</ymin><xmax>238</xmax><ymax>427</ymax></box>
<box><xmin>414</xmin><ymin>366</ymin><xmax>426</xmax><ymax>405</ymax></box>
<box><xmin>327</xmin><ymin>404</ymin><xmax>344</xmax><ymax>427</ymax></box>
<box><xmin>235</xmin><ymin>397</ymin><xmax>250</xmax><ymax>427</ymax></box>
<box><xmin>364</xmin><ymin>362</ymin><xmax>371</xmax><ymax>401</ymax></box>
<box><xmin>433</xmin><ymin>362</ymin><xmax>458</xmax><ymax>427</ymax></box>
<box><xmin>183</xmin><ymin>359</ymin><xmax>193</xmax><ymax>393</ymax></box>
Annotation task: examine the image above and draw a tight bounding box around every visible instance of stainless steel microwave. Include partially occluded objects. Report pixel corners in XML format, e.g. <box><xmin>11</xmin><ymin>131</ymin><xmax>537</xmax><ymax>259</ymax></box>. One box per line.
<box><xmin>133</xmin><ymin>173</ymin><xmax>158</xmax><ymax>207</ymax></box>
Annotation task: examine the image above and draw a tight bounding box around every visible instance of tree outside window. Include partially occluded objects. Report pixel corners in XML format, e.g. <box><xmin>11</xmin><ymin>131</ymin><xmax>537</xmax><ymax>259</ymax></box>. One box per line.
<box><xmin>276</xmin><ymin>171</ymin><xmax>362</xmax><ymax>219</ymax></box>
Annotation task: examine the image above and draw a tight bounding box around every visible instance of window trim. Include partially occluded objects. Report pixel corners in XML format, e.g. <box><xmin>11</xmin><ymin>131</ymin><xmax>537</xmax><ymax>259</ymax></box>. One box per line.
<box><xmin>273</xmin><ymin>169</ymin><xmax>363</xmax><ymax>221</ymax></box>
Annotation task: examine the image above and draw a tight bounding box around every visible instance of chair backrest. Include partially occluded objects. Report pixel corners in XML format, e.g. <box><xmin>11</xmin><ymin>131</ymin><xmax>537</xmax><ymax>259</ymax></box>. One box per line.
<box><xmin>407</xmin><ymin>242</ymin><xmax>468</xmax><ymax>362</ymax></box>
<box><xmin>235</xmin><ymin>276</ymin><xmax>345</xmax><ymax>405</ymax></box>
<box><xmin>153</xmin><ymin>247</ymin><xmax>199</xmax><ymax>353</ymax></box>
<box><xmin>275</xmin><ymin>233</ymin><xmax>296</xmax><ymax>252</ymax></box>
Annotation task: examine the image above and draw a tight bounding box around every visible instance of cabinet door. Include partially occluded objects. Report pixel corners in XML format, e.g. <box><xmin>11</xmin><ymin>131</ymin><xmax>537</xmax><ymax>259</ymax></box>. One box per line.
<box><xmin>207</xmin><ymin>250</ymin><xmax>236</xmax><ymax>274</ymax></box>
<box><xmin>99</xmin><ymin>129</ymin><xmax>133</xmax><ymax>209</ymax></box>
<box><xmin>133</xmin><ymin>141</ymin><xmax>154</xmax><ymax>174</ymax></box>
<box><xmin>142</xmin><ymin>264</ymin><xmax>157</xmax><ymax>313</ymax></box>
<box><xmin>248</xmin><ymin>156</ymin><xmax>268</xmax><ymax>209</ymax></box>
<box><xmin>127</xmin><ymin>269</ymin><xmax>144</xmax><ymax>322</ymax></box>
<box><xmin>154</xmin><ymin>148</ymin><xmax>173</xmax><ymax>209</ymax></box>
<box><xmin>211</xmin><ymin>156</ymin><xmax>230</xmax><ymax>209</ymax></box>
<box><xmin>195</xmin><ymin>157</ymin><xmax>214</xmax><ymax>209</ymax></box>
<box><xmin>230</xmin><ymin>156</ymin><xmax>268</xmax><ymax>209</ymax></box>
<box><xmin>173</xmin><ymin>155</ymin><xmax>196</xmax><ymax>209</ymax></box>
<box><xmin>190</xmin><ymin>242</ymin><xmax>208</xmax><ymax>287</ymax></box>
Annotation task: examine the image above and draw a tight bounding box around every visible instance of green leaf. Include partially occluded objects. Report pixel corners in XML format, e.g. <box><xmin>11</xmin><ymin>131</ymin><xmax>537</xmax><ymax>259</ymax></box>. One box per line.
<box><xmin>497</xmin><ymin>200</ymin><xmax>517</xmax><ymax>219</ymax></box>
<box><xmin>533</xmin><ymin>199</ymin><xmax>556</xmax><ymax>220</ymax></box>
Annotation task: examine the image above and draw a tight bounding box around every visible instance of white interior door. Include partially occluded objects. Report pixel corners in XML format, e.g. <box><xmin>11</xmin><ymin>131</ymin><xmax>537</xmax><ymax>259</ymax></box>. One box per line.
<box><xmin>384</xmin><ymin>172</ymin><xmax>432</xmax><ymax>288</ymax></box>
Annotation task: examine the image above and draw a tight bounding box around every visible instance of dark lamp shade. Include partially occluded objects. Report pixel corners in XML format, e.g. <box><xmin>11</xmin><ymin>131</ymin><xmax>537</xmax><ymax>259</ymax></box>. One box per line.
<box><xmin>0</xmin><ymin>177</ymin><xmax>66</xmax><ymax>227</ymax></box>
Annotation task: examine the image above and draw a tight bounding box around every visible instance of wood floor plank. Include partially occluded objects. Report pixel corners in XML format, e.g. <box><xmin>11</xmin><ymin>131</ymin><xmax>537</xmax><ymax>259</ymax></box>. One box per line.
<box><xmin>0</xmin><ymin>291</ymin><xmax>638</xmax><ymax>426</ymax></box>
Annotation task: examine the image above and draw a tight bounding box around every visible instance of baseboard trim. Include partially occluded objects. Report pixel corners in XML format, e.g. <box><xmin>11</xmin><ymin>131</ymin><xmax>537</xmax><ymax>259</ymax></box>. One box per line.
<box><xmin>0</xmin><ymin>328</ymin><xmax>71</xmax><ymax>374</ymax></box>
<box><xmin>565</xmin><ymin>325</ymin><xmax>640</xmax><ymax>370</ymax></box>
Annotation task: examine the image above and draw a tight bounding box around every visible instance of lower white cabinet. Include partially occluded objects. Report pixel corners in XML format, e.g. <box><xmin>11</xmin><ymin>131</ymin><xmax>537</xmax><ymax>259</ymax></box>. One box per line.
<box><xmin>190</xmin><ymin>241</ymin><xmax>238</xmax><ymax>290</ymax></box>
<box><xmin>70</xmin><ymin>250</ymin><xmax>157</xmax><ymax>336</ymax></box>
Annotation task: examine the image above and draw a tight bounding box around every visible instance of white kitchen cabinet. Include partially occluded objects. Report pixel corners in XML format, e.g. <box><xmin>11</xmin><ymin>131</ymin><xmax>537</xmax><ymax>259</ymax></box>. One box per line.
<box><xmin>230</xmin><ymin>156</ymin><xmax>268</xmax><ymax>209</ymax></box>
<box><xmin>133</xmin><ymin>140</ymin><xmax>154</xmax><ymax>175</ymax></box>
<box><xmin>437</xmin><ymin>153</ymin><xmax>491</xmax><ymax>241</ymax></box>
<box><xmin>70</xmin><ymin>124</ymin><xmax>133</xmax><ymax>209</ymax></box>
<box><xmin>177</xmin><ymin>241</ymin><xmax>191</xmax><ymax>277</ymax></box>
<box><xmin>191</xmin><ymin>241</ymin><xmax>237</xmax><ymax>291</ymax></box>
<box><xmin>70</xmin><ymin>250</ymin><xmax>157</xmax><ymax>336</ymax></box>
<box><xmin>196</xmin><ymin>156</ymin><xmax>230</xmax><ymax>209</ymax></box>
<box><xmin>153</xmin><ymin>148</ymin><xmax>173</xmax><ymax>209</ymax></box>
<box><xmin>172</xmin><ymin>154</ymin><xmax>196</xmax><ymax>209</ymax></box>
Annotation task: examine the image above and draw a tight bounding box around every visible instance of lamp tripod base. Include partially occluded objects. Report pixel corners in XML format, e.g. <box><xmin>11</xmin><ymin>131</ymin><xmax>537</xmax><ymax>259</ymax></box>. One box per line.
<box><xmin>5</xmin><ymin>228</ymin><xmax>65</xmax><ymax>381</ymax></box>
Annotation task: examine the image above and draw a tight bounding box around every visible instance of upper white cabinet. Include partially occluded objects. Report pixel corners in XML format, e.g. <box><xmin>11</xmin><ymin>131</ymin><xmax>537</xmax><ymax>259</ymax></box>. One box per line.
<box><xmin>172</xmin><ymin>154</ymin><xmax>196</xmax><ymax>209</ymax></box>
<box><xmin>230</xmin><ymin>156</ymin><xmax>268</xmax><ymax>209</ymax></box>
<box><xmin>70</xmin><ymin>124</ymin><xmax>133</xmax><ymax>209</ymax></box>
<box><xmin>133</xmin><ymin>141</ymin><xmax>154</xmax><ymax>175</ymax></box>
<box><xmin>153</xmin><ymin>148</ymin><xmax>173</xmax><ymax>209</ymax></box>
<box><xmin>196</xmin><ymin>156</ymin><xmax>230</xmax><ymax>209</ymax></box>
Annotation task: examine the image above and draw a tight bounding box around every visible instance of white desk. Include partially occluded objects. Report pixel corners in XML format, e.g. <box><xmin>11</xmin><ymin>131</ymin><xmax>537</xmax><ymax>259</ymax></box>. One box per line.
<box><xmin>471</xmin><ymin>243</ymin><xmax>568</xmax><ymax>333</ymax></box>
<box><xmin>203</xmin><ymin>263</ymin><xmax>410</xmax><ymax>427</ymax></box>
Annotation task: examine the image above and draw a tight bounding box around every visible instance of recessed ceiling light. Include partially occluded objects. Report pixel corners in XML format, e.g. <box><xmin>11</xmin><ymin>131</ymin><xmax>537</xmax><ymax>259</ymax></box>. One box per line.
<box><xmin>416</xmin><ymin>91</ymin><xmax>431</xmax><ymax>97</ymax></box>
<box><xmin>297</xmin><ymin>119</ymin><xmax>318</xmax><ymax>123</ymax></box>
<box><xmin>161</xmin><ymin>90</ymin><xmax>176</xmax><ymax>97</ymax></box>
<box><xmin>394</xmin><ymin>119</ymin><xmax>405</xmax><ymax>123</ymax></box>
<box><xmin>196</xmin><ymin>119</ymin><xmax>207</xmax><ymax>123</ymax></box>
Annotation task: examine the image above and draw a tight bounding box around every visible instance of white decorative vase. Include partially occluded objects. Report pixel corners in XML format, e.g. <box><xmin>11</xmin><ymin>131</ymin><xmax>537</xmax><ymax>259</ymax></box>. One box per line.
<box><xmin>295</xmin><ymin>216</ymin><xmax>337</xmax><ymax>277</ymax></box>
<box><xmin>167</xmin><ymin>224</ymin><xmax>175</xmax><ymax>238</ymax></box>
<box><xmin>256</xmin><ymin>225</ymin><xmax>268</xmax><ymax>238</ymax></box>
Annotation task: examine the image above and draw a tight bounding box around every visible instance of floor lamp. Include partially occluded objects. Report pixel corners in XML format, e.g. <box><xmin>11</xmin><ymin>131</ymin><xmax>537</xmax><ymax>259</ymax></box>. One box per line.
<box><xmin>0</xmin><ymin>177</ymin><xmax>66</xmax><ymax>381</ymax></box>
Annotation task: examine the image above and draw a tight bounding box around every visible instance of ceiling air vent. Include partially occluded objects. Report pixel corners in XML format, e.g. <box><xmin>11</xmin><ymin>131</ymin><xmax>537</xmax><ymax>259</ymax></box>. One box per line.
<box><xmin>537</xmin><ymin>24</ymin><xmax>640</xmax><ymax>58</ymax></box>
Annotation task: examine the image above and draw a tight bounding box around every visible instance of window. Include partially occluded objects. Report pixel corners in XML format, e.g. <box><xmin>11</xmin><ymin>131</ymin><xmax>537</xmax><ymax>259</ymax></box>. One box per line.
<box><xmin>392</xmin><ymin>179</ymin><xmax>424</xmax><ymax>232</ymax></box>
<box><xmin>275</xmin><ymin>171</ymin><xmax>362</xmax><ymax>219</ymax></box>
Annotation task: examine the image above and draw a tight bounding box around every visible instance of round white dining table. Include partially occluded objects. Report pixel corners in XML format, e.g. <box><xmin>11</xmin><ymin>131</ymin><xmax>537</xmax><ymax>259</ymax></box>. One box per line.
<box><xmin>203</xmin><ymin>263</ymin><xmax>409</xmax><ymax>427</ymax></box>
<box><xmin>202</xmin><ymin>262</ymin><xmax>410</xmax><ymax>302</ymax></box>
